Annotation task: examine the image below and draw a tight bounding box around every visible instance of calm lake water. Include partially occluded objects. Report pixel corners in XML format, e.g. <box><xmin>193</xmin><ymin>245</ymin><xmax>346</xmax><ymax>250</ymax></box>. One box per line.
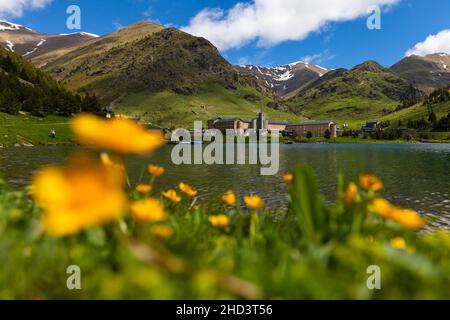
<box><xmin>1</xmin><ymin>143</ymin><xmax>450</xmax><ymax>226</ymax></box>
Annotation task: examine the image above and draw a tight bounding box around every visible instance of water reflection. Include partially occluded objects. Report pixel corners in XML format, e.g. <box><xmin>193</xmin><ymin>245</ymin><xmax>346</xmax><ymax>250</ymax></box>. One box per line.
<box><xmin>1</xmin><ymin>143</ymin><xmax>450</xmax><ymax>222</ymax></box>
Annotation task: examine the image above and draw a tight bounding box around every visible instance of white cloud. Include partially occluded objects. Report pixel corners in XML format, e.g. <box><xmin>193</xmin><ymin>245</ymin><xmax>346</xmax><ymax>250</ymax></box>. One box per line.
<box><xmin>182</xmin><ymin>0</ymin><xmax>400</xmax><ymax>51</ymax></box>
<box><xmin>406</xmin><ymin>29</ymin><xmax>450</xmax><ymax>56</ymax></box>
<box><xmin>302</xmin><ymin>49</ymin><xmax>336</xmax><ymax>65</ymax></box>
<box><xmin>0</xmin><ymin>0</ymin><xmax>52</xmax><ymax>18</ymax></box>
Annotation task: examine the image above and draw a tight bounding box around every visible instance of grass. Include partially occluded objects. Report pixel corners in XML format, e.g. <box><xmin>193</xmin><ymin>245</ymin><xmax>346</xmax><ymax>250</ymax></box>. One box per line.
<box><xmin>0</xmin><ymin>112</ymin><xmax>74</xmax><ymax>146</ymax></box>
<box><xmin>1</xmin><ymin>162</ymin><xmax>450</xmax><ymax>300</ymax></box>
<box><xmin>114</xmin><ymin>84</ymin><xmax>303</xmax><ymax>129</ymax></box>
<box><xmin>292</xmin><ymin>136</ymin><xmax>418</xmax><ymax>144</ymax></box>
<box><xmin>381</xmin><ymin>101</ymin><xmax>450</xmax><ymax>125</ymax></box>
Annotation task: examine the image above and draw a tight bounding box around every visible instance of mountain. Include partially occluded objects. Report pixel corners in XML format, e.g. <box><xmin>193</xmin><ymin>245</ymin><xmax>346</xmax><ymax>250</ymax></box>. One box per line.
<box><xmin>41</xmin><ymin>21</ymin><xmax>297</xmax><ymax>128</ymax></box>
<box><xmin>0</xmin><ymin>46</ymin><xmax>100</xmax><ymax>117</ymax></box>
<box><xmin>0</xmin><ymin>20</ymin><xmax>98</xmax><ymax>67</ymax></box>
<box><xmin>236</xmin><ymin>61</ymin><xmax>331</xmax><ymax>98</ymax></box>
<box><xmin>391</xmin><ymin>53</ymin><xmax>450</xmax><ymax>92</ymax></box>
<box><xmin>287</xmin><ymin>60</ymin><xmax>424</xmax><ymax>122</ymax></box>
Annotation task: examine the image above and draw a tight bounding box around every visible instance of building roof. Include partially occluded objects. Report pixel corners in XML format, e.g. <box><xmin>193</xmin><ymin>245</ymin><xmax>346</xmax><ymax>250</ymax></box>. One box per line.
<box><xmin>286</xmin><ymin>120</ymin><xmax>335</xmax><ymax>126</ymax></box>
<box><xmin>209</xmin><ymin>117</ymin><xmax>335</xmax><ymax>127</ymax></box>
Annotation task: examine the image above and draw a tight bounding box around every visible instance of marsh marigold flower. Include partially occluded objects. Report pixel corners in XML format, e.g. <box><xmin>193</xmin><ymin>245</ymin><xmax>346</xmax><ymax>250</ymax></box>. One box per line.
<box><xmin>344</xmin><ymin>182</ymin><xmax>358</xmax><ymax>205</ymax></box>
<box><xmin>136</xmin><ymin>184</ymin><xmax>152</xmax><ymax>194</ymax></box>
<box><xmin>100</xmin><ymin>153</ymin><xmax>125</xmax><ymax>171</ymax></box>
<box><xmin>162</xmin><ymin>189</ymin><xmax>181</xmax><ymax>203</ymax></box>
<box><xmin>371</xmin><ymin>198</ymin><xmax>426</xmax><ymax>229</ymax></box>
<box><xmin>179</xmin><ymin>182</ymin><xmax>198</xmax><ymax>197</ymax></box>
<box><xmin>391</xmin><ymin>209</ymin><xmax>426</xmax><ymax>230</ymax></box>
<box><xmin>209</xmin><ymin>215</ymin><xmax>230</xmax><ymax>228</ymax></box>
<box><xmin>283</xmin><ymin>173</ymin><xmax>294</xmax><ymax>184</ymax></box>
<box><xmin>244</xmin><ymin>195</ymin><xmax>265</xmax><ymax>210</ymax></box>
<box><xmin>222</xmin><ymin>190</ymin><xmax>237</xmax><ymax>206</ymax></box>
<box><xmin>131</xmin><ymin>198</ymin><xmax>167</xmax><ymax>222</ymax></box>
<box><xmin>151</xmin><ymin>225</ymin><xmax>174</xmax><ymax>239</ymax></box>
<box><xmin>360</xmin><ymin>175</ymin><xmax>384</xmax><ymax>192</ymax></box>
<box><xmin>148</xmin><ymin>164</ymin><xmax>165</xmax><ymax>177</ymax></box>
<box><xmin>32</xmin><ymin>154</ymin><xmax>127</xmax><ymax>237</ymax></box>
<box><xmin>371</xmin><ymin>198</ymin><xmax>395</xmax><ymax>219</ymax></box>
<box><xmin>390</xmin><ymin>237</ymin><xmax>407</xmax><ymax>250</ymax></box>
<box><xmin>72</xmin><ymin>114</ymin><xmax>165</xmax><ymax>154</ymax></box>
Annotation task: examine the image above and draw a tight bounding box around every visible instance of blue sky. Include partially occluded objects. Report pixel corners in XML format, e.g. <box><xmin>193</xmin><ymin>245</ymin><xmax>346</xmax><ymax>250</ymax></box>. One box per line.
<box><xmin>4</xmin><ymin>0</ymin><xmax>450</xmax><ymax>69</ymax></box>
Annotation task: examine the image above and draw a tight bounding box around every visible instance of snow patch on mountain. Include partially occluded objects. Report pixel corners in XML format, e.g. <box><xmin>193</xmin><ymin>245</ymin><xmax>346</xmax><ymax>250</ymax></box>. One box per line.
<box><xmin>23</xmin><ymin>39</ymin><xmax>46</xmax><ymax>57</ymax></box>
<box><xmin>5</xmin><ymin>40</ymin><xmax>14</xmax><ymax>51</ymax></box>
<box><xmin>0</xmin><ymin>20</ymin><xmax>33</xmax><ymax>32</ymax></box>
<box><xmin>59</xmin><ymin>32</ymin><xmax>99</xmax><ymax>38</ymax></box>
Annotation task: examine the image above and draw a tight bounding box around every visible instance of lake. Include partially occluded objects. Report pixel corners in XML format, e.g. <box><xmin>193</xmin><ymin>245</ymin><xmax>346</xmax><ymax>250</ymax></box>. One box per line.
<box><xmin>1</xmin><ymin>143</ymin><xmax>450</xmax><ymax>226</ymax></box>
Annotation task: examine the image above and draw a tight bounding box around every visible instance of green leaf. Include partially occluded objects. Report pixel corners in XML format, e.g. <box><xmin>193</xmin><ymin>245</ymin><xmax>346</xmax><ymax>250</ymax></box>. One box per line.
<box><xmin>289</xmin><ymin>164</ymin><xmax>327</xmax><ymax>244</ymax></box>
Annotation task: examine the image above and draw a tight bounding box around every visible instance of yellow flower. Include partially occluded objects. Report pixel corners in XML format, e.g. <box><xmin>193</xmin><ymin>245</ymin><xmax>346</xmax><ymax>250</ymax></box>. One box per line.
<box><xmin>391</xmin><ymin>209</ymin><xmax>426</xmax><ymax>230</ymax></box>
<box><xmin>283</xmin><ymin>173</ymin><xmax>294</xmax><ymax>184</ymax></box>
<box><xmin>344</xmin><ymin>182</ymin><xmax>358</xmax><ymax>205</ymax></box>
<box><xmin>390</xmin><ymin>237</ymin><xmax>407</xmax><ymax>250</ymax></box>
<box><xmin>71</xmin><ymin>114</ymin><xmax>165</xmax><ymax>154</ymax></box>
<box><xmin>162</xmin><ymin>189</ymin><xmax>181</xmax><ymax>203</ymax></box>
<box><xmin>130</xmin><ymin>198</ymin><xmax>167</xmax><ymax>222</ymax></box>
<box><xmin>371</xmin><ymin>198</ymin><xmax>396</xmax><ymax>219</ymax></box>
<box><xmin>244</xmin><ymin>195</ymin><xmax>265</xmax><ymax>210</ymax></box>
<box><xmin>222</xmin><ymin>190</ymin><xmax>237</xmax><ymax>207</ymax></box>
<box><xmin>148</xmin><ymin>164</ymin><xmax>165</xmax><ymax>177</ymax></box>
<box><xmin>151</xmin><ymin>225</ymin><xmax>174</xmax><ymax>239</ymax></box>
<box><xmin>360</xmin><ymin>175</ymin><xmax>384</xmax><ymax>192</ymax></box>
<box><xmin>371</xmin><ymin>199</ymin><xmax>427</xmax><ymax>230</ymax></box>
<box><xmin>179</xmin><ymin>182</ymin><xmax>198</xmax><ymax>197</ymax></box>
<box><xmin>209</xmin><ymin>215</ymin><xmax>230</xmax><ymax>228</ymax></box>
<box><xmin>32</xmin><ymin>154</ymin><xmax>127</xmax><ymax>237</ymax></box>
<box><xmin>99</xmin><ymin>153</ymin><xmax>125</xmax><ymax>171</ymax></box>
<box><xmin>136</xmin><ymin>184</ymin><xmax>152</xmax><ymax>194</ymax></box>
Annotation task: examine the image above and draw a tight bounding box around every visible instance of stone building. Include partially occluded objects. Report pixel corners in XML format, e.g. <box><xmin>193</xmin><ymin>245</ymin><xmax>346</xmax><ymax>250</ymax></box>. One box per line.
<box><xmin>207</xmin><ymin>113</ymin><xmax>337</xmax><ymax>138</ymax></box>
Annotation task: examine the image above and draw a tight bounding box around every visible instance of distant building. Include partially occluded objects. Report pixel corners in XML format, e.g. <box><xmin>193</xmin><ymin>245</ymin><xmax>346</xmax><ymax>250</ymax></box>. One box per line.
<box><xmin>286</xmin><ymin>121</ymin><xmax>337</xmax><ymax>138</ymax></box>
<box><xmin>362</xmin><ymin>121</ymin><xmax>381</xmax><ymax>133</ymax></box>
<box><xmin>208</xmin><ymin>112</ymin><xmax>337</xmax><ymax>138</ymax></box>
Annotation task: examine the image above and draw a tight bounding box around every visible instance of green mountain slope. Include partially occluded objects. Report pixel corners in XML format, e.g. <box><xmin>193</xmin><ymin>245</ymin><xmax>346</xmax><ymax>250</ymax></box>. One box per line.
<box><xmin>114</xmin><ymin>84</ymin><xmax>301</xmax><ymax>128</ymax></box>
<box><xmin>43</xmin><ymin>21</ymin><xmax>293</xmax><ymax>127</ymax></box>
<box><xmin>382</xmin><ymin>86</ymin><xmax>450</xmax><ymax>125</ymax></box>
<box><xmin>0</xmin><ymin>47</ymin><xmax>100</xmax><ymax>117</ymax></box>
<box><xmin>286</xmin><ymin>61</ymin><xmax>424</xmax><ymax>122</ymax></box>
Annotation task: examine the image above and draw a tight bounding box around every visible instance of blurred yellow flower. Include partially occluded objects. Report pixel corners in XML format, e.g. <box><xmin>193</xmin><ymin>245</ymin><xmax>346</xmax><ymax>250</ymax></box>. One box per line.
<box><xmin>371</xmin><ymin>198</ymin><xmax>396</xmax><ymax>219</ymax></box>
<box><xmin>371</xmin><ymin>198</ymin><xmax>426</xmax><ymax>229</ymax></box>
<box><xmin>136</xmin><ymin>184</ymin><xmax>152</xmax><ymax>194</ymax></box>
<box><xmin>222</xmin><ymin>190</ymin><xmax>237</xmax><ymax>207</ymax></box>
<box><xmin>100</xmin><ymin>153</ymin><xmax>125</xmax><ymax>171</ymax></box>
<box><xmin>391</xmin><ymin>209</ymin><xmax>426</xmax><ymax>230</ymax></box>
<box><xmin>390</xmin><ymin>237</ymin><xmax>407</xmax><ymax>250</ymax></box>
<box><xmin>244</xmin><ymin>195</ymin><xmax>265</xmax><ymax>210</ymax></box>
<box><xmin>209</xmin><ymin>215</ymin><xmax>230</xmax><ymax>228</ymax></box>
<box><xmin>32</xmin><ymin>154</ymin><xmax>127</xmax><ymax>237</ymax></box>
<box><xmin>148</xmin><ymin>164</ymin><xmax>165</xmax><ymax>177</ymax></box>
<box><xmin>360</xmin><ymin>175</ymin><xmax>384</xmax><ymax>192</ymax></box>
<box><xmin>151</xmin><ymin>225</ymin><xmax>174</xmax><ymax>239</ymax></box>
<box><xmin>179</xmin><ymin>182</ymin><xmax>198</xmax><ymax>197</ymax></box>
<box><xmin>162</xmin><ymin>189</ymin><xmax>181</xmax><ymax>203</ymax></box>
<box><xmin>72</xmin><ymin>114</ymin><xmax>165</xmax><ymax>154</ymax></box>
<box><xmin>130</xmin><ymin>198</ymin><xmax>167</xmax><ymax>222</ymax></box>
<box><xmin>344</xmin><ymin>182</ymin><xmax>358</xmax><ymax>205</ymax></box>
<box><xmin>283</xmin><ymin>173</ymin><xmax>294</xmax><ymax>184</ymax></box>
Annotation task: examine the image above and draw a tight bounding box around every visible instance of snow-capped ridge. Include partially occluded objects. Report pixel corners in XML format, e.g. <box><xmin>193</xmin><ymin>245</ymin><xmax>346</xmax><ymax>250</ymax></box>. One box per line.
<box><xmin>0</xmin><ymin>20</ymin><xmax>34</xmax><ymax>32</ymax></box>
<box><xmin>59</xmin><ymin>32</ymin><xmax>99</xmax><ymax>38</ymax></box>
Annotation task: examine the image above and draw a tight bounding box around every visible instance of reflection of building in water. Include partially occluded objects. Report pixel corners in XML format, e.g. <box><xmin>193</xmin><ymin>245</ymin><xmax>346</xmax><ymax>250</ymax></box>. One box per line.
<box><xmin>208</xmin><ymin>112</ymin><xmax>337</xmax><ymax>138</ymax></box>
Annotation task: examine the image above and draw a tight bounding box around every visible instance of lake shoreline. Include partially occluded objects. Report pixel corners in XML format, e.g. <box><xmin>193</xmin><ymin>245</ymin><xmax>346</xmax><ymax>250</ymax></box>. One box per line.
<box><xmin>2</xmin><ymin>139</ymin><xmax>450</xmax><ymax>148</ymax></box>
